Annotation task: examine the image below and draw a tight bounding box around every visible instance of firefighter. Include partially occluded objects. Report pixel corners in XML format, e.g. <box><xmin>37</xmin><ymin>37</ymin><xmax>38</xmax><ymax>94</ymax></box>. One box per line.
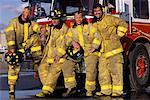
<box><xmin>62</xmin><ymin>11</ymin><xmax>101</xmax><ymax>97</ymax></box>
<box><xmin>4</xmin><ymin>6</ymin><xmax>42</xmax><ymax>96</ymax></box>
<box><xmin>93</xmin><ymin>3</ymin><xmax>128</xmax><ymax>97</ymax></box>
<box><xmin>38</xmin><ymin>25</ymin><xmax>49</xmax><ymax>50</ymax></box>
<box><xmin>35</xmin><ymin>9</ymin><xmax>68</xmax><ymax>97</ymax></box>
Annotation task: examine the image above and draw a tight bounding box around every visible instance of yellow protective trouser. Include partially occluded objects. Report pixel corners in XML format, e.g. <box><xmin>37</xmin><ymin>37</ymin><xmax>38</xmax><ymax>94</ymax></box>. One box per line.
<box><xmin>38</xmin><ymin>61</ymin><xmax>49</xmax><ymax>85</ymax></box>
<box><xmin>38</xmin><ymin>61</ymin><xmax>63</xmax><ymax>93</ymax></box>
<box><xmin>8</xmin><ymin>65</ymin><xmax>20</xmax><ymax>85</ymax></box>
<box><xmin>98</xmin><ymin>53</ymin><xmax>123</xmax><ymax>95</ymax></box>
<box><xmin>62</xmin><ymin>59</ymin><xmax>77</xmax><ymax>89</ymax></box>
<box><xmin>8</xmin><ymin>34</ymin><xmax>42</xmax><ymax>86</ymax></box>
<box><xmin>85</xmin><ymin>55</ymin><xmax>98</xmax><ymax>92</ymax></box>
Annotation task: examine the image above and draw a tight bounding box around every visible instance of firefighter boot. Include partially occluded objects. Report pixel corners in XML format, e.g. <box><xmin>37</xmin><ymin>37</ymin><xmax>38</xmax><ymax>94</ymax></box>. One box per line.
<box><xmin>35</xmin><ymin>91</ymin><xmax>51</xmax><ymax>98</ymax></box>
<box><xmin>95</xmin><ymin>92</ymin><xmax>111</xmax><ymax>97</ymax></box>
<box><xmin>112</xmin><ymin>92</ymin><xmax>123</xmax><ymax>97</ymax></box>
<box><xmin>95</xmin><ymin>92</ymin><xmax>104</xmax><ymax>96</ymax></box>
<box><xmin>36</xmin><ymin>91</ymin><xmax>46</xmax><ymax>98</ymax></box>
<box><xmin>9</xmin><ymin>94</ymin><xmax>15</xmax><ymax>100</ymax></box>
<box><xmin>9</xmin><ymin>85</ymin><xmax>15</xmax><ymax>98</ymax></box>
<box><xmin>62</xmin><ymin>87</ymin><xmax>76</xmax><ymax>97</ymax></box>
<box><xmin>86</xmin><ymin>91</ymin><xmax>93</xmax><ymax>97</ymax></box>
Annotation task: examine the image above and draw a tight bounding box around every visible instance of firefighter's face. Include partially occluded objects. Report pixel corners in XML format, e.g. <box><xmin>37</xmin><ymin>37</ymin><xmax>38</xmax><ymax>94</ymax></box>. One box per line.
<box><xmin>52</xmin><ymin>19</ymin><xmax>60</xmax><ymax>26</ymax></box>
<box><xmin>22</xmin><ymin>8</ymin><xmax>30</xmax><ymax>21</ymax></box>
<box><xmin>74</xmin><ymin>13</ymin><xmax>83</xmax><ymax>25</ymax></box>
<box><xmin>94</xmin><ymin>7</ymin><xmax>103</xmax><ymax>19</ymax></box>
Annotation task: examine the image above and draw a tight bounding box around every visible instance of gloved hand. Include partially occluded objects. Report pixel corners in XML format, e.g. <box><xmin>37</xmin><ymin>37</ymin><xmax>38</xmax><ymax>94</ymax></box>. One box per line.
<box><xmin>25</xmin><ymin>49</ymin><xmax>32</xmax><ymax>58</ymax></box>
<box><xmin>9</xmin><ymin>48</ymin><xmax>15</xmax><ymax>53</ymax></box>
<box><xmin>33</xmin><ymin>64</ymin><xmax>39</xmax><ymax>79</ymax></box>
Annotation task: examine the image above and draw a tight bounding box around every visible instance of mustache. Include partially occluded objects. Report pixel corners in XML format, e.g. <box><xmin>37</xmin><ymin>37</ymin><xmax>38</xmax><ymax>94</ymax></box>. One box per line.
<box><xmin>96</xmin><ymin>12</ymin><xmax>101</xmax><ymax>14</ymax></box>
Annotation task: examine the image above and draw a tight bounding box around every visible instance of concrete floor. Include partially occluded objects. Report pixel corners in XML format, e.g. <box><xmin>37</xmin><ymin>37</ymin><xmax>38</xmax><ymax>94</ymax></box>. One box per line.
<box><xmin>1</xmin><ymin>89</ymin><xmax>150</xmax><ymax>100</ymax></box>
<box><xmin>1</xmin><ymin>60</ymin><xmax>150</xmax><ymax>100</ymax></box>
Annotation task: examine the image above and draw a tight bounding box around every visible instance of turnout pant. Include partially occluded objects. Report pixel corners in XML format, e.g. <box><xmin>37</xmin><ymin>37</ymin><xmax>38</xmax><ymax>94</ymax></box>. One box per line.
<box><xmin>85</xmin><ymin>55</ymin><xmax>98</xmax><ymax>92</ymax></box>
<box><xmin>98</xmin><ymin>53</ymin><xmax>123</xmax><ymax>95</ymax></box>
<box><xmin>8</xmin><ymin>34</ymin><xmax>42</xmax><ymax>87</ymax></box>
<box><xmin>38</xmin><ymin>61</ymin><xmax>63</xmax><ymax>93</ymax></box>
<box><xmin>62</xmin><ymin>59</ymin><xmax>77</xmax><ymax>89</ymax></box>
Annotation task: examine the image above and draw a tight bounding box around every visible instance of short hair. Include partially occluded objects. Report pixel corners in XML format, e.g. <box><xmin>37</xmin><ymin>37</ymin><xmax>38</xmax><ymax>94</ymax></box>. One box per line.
<box><xmin>24</xmin><ymin>6</ymin><xmax>30</xmax><ymax>10</ymax></box>
<box><xmin>74</xmin><ymin>11</ymin><xmax>83</xmax><ymax>17</ymax></box>
<box><xmin>93</xmin><ymin>3</ymin><xmax>103</xmax><ymax>10</ymax></box>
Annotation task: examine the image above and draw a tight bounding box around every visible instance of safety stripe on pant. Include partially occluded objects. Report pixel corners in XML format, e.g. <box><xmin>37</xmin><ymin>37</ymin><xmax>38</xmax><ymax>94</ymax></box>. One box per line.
<box><xmin>42</xmin><ymin>85</ymin><xmax>54</xmax><ymax>93</ymax></box>
<box><xmin>8</xmin><ymin>75</ymin><xmax>18</xmax><ymax>80</ymax></box>
<box><xmin>64</xmin><ymin>77</ymin><xmax>75</xmax><ymax>83</ymax></box>
<box><xmin>112</xmin><ymin>86</ymin><xmax>123</xmax><ymax>91</ymax></box>
<box><xmin>101</xmin><ymin>85</ymin><xmax>112</xmax><ymax>90</ymax></box>
<box><xmin>85</xmin><ymin>80</ymin><xmax>96</xmax><ymax>86</ymax></box>
<box><xmin>46</xmin><ymin>58</ymin><xmax>65</xmax><ymax>63</ymax></box>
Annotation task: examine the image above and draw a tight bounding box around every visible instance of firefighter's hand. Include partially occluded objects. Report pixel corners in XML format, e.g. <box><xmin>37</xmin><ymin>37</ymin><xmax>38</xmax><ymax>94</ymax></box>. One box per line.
<box><xmin>54</xmin><ymin>56</ymin><xmax>60</xmax><ymax>63</ymax></box>
<box><xmin>88</xmin><ymin>47</ymin><xmax>95</xmax><ymax>53</ymax></box>
<box><xmin>34</xmin><ymin>64</ymin><xmax>39</xmax><ymax>79</ymax></box>
<box><xmin>34</xmin><ymin>71</ymin><xmax>39</xmax><ymax>79</ymax></box>
<box><xmin>72</xmin><ymin>41</ymin><xmax>81</xmax><ymax>52</ymax></box>
<box><xmin>9</xmin><ymin>48</ymin><xmax>15</xmax><ymax>53</ymax></box>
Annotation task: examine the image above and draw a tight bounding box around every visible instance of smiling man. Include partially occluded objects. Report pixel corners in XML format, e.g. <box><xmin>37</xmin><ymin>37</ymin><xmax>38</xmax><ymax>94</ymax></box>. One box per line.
<box><xmin>93</xmin><ymin>3</ymin><xmax>128</xmax><ymax>97</ymax></box>
<box><xmin>4</xmin><ymin>6</ymin><xmax>42</xmax><ymax>96</ymax></box>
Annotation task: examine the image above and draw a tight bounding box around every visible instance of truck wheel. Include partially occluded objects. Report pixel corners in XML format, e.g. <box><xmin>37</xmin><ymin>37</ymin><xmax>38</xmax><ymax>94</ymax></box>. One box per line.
<box><xmin>129</xmin><ymin>43</ymin><xmax>150</xmax><ymax>91</ymax></box>
<box><xmin>21</xmin><ymin>0</ymin><xmax>28</xmax><ymax>2</ymax></box>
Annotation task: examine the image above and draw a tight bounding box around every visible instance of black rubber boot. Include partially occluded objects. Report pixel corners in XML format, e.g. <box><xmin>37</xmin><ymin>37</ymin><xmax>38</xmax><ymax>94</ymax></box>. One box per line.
<box><xmin>62</xmin><ymin>87</ymin><xmax>76</xmax><ymax>97</ymax></box>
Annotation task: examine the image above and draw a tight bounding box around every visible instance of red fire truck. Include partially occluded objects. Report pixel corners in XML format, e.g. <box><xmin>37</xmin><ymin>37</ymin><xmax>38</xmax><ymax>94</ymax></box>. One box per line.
<box><xmin>21</xmin><ymin>0</ymin><xmax>150</xmax><ymax>91</ymax></box>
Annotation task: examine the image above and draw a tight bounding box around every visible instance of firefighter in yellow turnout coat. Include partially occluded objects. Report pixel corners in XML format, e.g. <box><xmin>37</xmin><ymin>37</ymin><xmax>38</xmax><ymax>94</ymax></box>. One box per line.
<box><xmin>36</xmin><ymin>10</ymin><xmax>68</xmax><ymax>97</ymax></box>
<box><xmin>62</xmin><ymin>11</ymin><xmax>101</xmax><ymax>97</ymax></box>
<box><xmin>4</xmin><ymin>6</ymin><xmax>42</xmax><ymax>95</ymax></box>
<box><xmin>93</xmin><ymin>4</ymin><xmax>128</xmax><ymax>96</ymax></box>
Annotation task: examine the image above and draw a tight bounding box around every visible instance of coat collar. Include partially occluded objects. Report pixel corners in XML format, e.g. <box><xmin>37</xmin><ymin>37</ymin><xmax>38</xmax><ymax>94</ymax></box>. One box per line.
<box><xmin>18</xmin><ymin>15</ymin><xmax>31</xmax><ymax>25</ymax></box>
<box><xmin>93</xmin><ymin>14</ymin><xmax>105</xmax><ymax>23</ymax></box>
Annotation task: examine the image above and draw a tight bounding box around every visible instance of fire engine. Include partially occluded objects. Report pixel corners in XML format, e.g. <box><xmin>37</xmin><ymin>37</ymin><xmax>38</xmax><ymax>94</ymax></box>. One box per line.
<box><xmin>19</xmin><ymin>0</ymin><xmax>150</xmax><ymax>91</ymax></box>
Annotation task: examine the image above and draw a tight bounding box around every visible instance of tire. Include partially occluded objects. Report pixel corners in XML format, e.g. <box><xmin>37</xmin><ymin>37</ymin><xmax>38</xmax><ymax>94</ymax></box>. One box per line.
<box><xmin>21</xmin><ymin>0</ymin><xmax>28</xmax><ymax>2</ymax></box>
<box><xmin>129</xmin><ymin>43</ymin><xmax>150</xmax><ymax>91</ymax></box>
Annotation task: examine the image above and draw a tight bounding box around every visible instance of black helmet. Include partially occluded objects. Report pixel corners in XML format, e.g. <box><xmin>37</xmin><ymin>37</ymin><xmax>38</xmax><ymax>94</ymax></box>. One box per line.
<box><xmin>66</xmin><ymin>44</ymin><xmax>84</xmax><ymax>62</ymax></box>
<box><xmin>50</xmin><ymin>9</ymin><xmax>62</xmax><ymax>19</ymax></box>
<box><xmin>5</xmin><ymin>51</ymin><xmax>23</xmax><ymax>66</ymax></box>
